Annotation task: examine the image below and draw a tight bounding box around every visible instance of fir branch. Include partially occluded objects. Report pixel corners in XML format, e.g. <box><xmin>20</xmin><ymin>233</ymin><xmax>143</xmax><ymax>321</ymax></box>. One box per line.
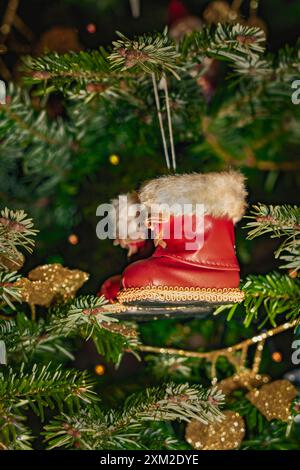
<box><xmin>0</xmin><ymin>271</ymin><xmax>22</xmax><ymax>309</ymax></box>
<box><xmin>44</xmin><ymin>383</ymin><xmax>224</xmax><ymax>450</ymax></box>
<box><xmin>24</xmin><ymin>49</ymin><xmax>123</xmax><ymax>99</ymax></box>
<box><xmin>185</xmin><ymin>23</ymin><xmax>266</xmax><ymax>63</ymax></box>
<box><xmin>0</xmin><ymin>363</ymin><xmax>97</xmax><ymax>446</ymax></box>
<box><xmin>232</xmin><ymin>40</ymin><xmax>300</xmax><ymax>86</ymax></box>
<box><xmin>136</xmin><ymin>424</ymin><xmax>181</xmax><ymax>450</ymax></box>
<box><xmin>0</xmin><ymin>207</ymin><xmax>38</xmax><ymax>255</ymax></box>
<box><xmin>48</xmin><ymin>295</ymin><xmax>139</xmax><ymax>363</ymax></box>
<box><xmin>246</xmin><ymin>204</ymin><xmax>300</xmax><ymax>238</ymax></box>
<box><xmin>109</xmin><ymin>30</ymin><xmax>180</xmax><ymax>78</ymax></box>
<box><xmin>0</xmin><ymin>86</ymin><xmax>65</xmax><ymax>146</ymax></box>
<box><xmin>243</xmin><ymin>272</ymin><xmax>300</xmax><ymax>326</ymax></box>
<box><xmin>0</xmin><ymin>313</ymin><xmax>74</xmax><ymax>362</ymax></box>
<box><xmin>146</xmin><ymin>354</ymin><xmax>194</xmax><ymax>379</ymax></box>
<box><xmin>0</xmin><ymin>363</ymin><xmax>97</xmax><ymax>414</ymax></box>
<box><xmin>29</xmin><ymin>24</ymin><xmax>266</xmax><ymax>90</ymax></box>
<box><xmin>246</xmin><ymin>204</ymin><xmax>300</xmax><ymax>271</ymax></box>
<box><xmin>48</xmin><ymin>295</ymin><xmax>118</xmax><ymax>337</ymax></box>
<box><xmin>0</xmin><ymin>404</ymin><xmax>33</xmax><ymax>450</ymax></box>
<box><xmin>215</xmin><ymin>271</ymin><xmax>300</xmax><ymax>327</ymax></box>
<box><xmin>0</xmin><ymin>86</ymin><xmax>77</xmax><ymax>195</ymax></box>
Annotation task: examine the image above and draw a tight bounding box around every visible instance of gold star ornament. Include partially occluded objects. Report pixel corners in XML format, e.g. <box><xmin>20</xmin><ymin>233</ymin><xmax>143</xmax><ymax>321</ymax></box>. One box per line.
<box><xmin>246</xmin><ymin>380</ymin><xmax>297</xmax><ymax>422</ymax></box>
<box><xmin>185</xmin><ymin>410</ymin><xmax>245</xmax><ymax>450</ymax></box>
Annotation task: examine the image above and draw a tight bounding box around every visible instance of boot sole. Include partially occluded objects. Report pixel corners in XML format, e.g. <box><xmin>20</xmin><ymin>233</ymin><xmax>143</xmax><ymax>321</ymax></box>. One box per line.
<box><xmin>96</xmin><ymin>301</ymin><xmax>226</xmax><ymax>321</ymax></box>
<box><xmin>117</xmin><ymin>286</ymin><xmax>244</xmax><ymax>304</ymax></box>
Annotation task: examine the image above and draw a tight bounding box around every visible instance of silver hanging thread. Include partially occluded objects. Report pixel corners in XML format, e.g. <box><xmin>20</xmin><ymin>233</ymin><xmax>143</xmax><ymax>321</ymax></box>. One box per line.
<box><xmin>0</xmin><ymin>340</ymin><xmax>7</xmax><ymax>365</ymax></box>
<box><xmin>152</xmin><ymin>73</ymin><xmax>171</xmax><ymax>170</ymax></box>
<box><xmin>159</xmin><ymin>74</ymin><xmax>176</xmax><ymax>171</ymax></box>
<box><xmin>0</xmin><ymin>80</ymin><xmax>6</xmax><ymax>105</ymax></box>
<box><xmin>129</xmin><ymin>0</ymin><xmax>140</xmax><ymax>18</ymax></box>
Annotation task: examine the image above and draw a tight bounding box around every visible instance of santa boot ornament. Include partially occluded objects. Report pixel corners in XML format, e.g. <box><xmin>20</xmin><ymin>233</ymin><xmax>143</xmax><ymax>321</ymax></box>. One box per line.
<box><xmin>117</xmin><ymin>171</ymin><xmax>247</xmax><ymax>306</ymax></box>
<box><xmin>98</xmin><ymin>191</ymin><xmax>153</xmax><ymax>301</ymax></box>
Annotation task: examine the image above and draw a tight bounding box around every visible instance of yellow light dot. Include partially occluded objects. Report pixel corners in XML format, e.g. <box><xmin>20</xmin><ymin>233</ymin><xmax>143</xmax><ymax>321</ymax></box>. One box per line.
<box><xmin>272</xmin><ymin>351</ymin><xmax>282</xmax><ymax>363</ymax></box>
<box><xmin>68</xmin><ymin>234</ymin><xmax>79</xmax><ymax>245</ymax></box>
<box><xmin>0</xmin><ymin>24</ymin><xmax>10</xmax><ymax>35</ymax></box>
<box><xmin>94</xmin><ymin>364</ymin><xmax>105</xmax><ymax>376</ymax></box>
<box><xmin>109</xmin><ymin>154</ymin><xmax>120</xmax><ymax>165</ymax></box>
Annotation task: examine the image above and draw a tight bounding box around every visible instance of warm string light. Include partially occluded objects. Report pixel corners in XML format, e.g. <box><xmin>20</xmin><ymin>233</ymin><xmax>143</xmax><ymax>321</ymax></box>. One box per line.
<box><xmin>272</xmin><ymin>351</ymin><xmax>283</xmax><ymax>363</ymax></box>
<box><xmin>86</xmin><ymin>23</ymin><xmax>96</xmax><ymax>34</ymax></box>
<box><xmin>288</xmin><ymin>269</ymin><xmax>298</xmax><ymax>279</ymax></box>
<box><xmin>94</xmin><ymin>364</ymin><xmax>106</xmax><ymax>376</ymax></box>
<box><xmin>109</xmin><ymin>154</ymin><xmax>120</xmax><ymax>165</ymax></box>
<box><xmin>68</xmin><ymin>234</ymin><xmax>79</xmax><ymax>245</ymax></box>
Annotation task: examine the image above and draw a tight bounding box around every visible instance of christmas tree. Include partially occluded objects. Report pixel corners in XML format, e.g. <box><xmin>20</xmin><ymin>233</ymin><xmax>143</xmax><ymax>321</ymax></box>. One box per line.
<box><xmin>0</xmin><ymin>0</ymin><xmax>300</xmax><ymax>452</ymax></box>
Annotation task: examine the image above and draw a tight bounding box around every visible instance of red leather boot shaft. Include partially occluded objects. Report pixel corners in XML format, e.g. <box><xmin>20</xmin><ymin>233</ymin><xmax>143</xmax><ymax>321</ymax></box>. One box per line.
<box><xmin>153</xmin><ymin>215</ymin><xmax>239</xmax><ymax>270</ymax></box>
<box><xmin>98</xmin><ymin>239</ymin><xmax>155</xmax><ymax>301</ymax></box>
<box><xmin>122</xmin><ymin>215</ymin><xmax>240</xmax><ymax>290</ymax></box>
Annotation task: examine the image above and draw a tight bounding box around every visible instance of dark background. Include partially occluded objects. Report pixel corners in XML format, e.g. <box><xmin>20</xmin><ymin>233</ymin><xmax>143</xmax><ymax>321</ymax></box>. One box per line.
<box><xmin>1</xmin><ymin>0</ymin><xmax>300</xmax><ymax>424</ymax></box>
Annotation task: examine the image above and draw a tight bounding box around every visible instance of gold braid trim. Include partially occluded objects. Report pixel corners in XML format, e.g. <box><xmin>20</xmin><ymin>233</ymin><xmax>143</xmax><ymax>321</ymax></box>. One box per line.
<box><xmin>117</xmin><ymin>286</ymin><xmax>245</xmax><ymax>304</ymax></box>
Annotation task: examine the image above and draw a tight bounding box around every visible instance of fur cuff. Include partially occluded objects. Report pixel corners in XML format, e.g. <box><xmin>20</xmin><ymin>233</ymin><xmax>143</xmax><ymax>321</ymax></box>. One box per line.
<box><xmin>109</xmin><ymin>192</ymin><xmax>147</xmax><ymax>242</ymax></box>
<box><xmin>139</xmin><ymin>171</ymin><xmax>247</xmax><ymax>223</ymax></box>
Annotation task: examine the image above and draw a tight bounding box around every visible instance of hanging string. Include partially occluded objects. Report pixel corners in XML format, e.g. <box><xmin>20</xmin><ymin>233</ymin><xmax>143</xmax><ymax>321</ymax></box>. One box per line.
<box><xmin>129</xmin><ymin>0</ymin><xmax>140</xmax><ymax>18</ymax></box>
<box><xmin>151</xmin><ymin>72</ymin><xmax>171</xmax><ymax>170</ymax></box>
<box><xmin>249</xmin><ymin>0</ymin><xmax>259</xmax><ymax>18</ymax></box>
<box><xmin>0</xmin><ymin>80</ymin><xmax>6</xmax><ymax>104</ymax></box>
<box><xmin>160</xmin><ymin>74</ymin><xmax>177</xmax><ymax>171</ymax></box>
<box><xmin>231</xmin><ymin>0</ymin><xmax>243</xmax><ymax>13</ymax></box>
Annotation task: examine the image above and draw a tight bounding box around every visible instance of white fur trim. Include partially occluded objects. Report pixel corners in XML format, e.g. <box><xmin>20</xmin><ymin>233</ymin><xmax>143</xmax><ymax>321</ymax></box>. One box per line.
<box><xmin>109</xmin><ymin>192</ymin><xmax>148</xmax><ymax>241</ymax></box>
<box><xmin>139</xmin><ymin>171</ymin><xmax>247</xmax><ymax>223</ymax></box>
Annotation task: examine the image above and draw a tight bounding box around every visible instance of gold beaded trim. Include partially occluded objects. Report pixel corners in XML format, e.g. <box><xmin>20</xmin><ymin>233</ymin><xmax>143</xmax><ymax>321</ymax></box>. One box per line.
<box><xmin>95</xmin><ymin>303</ymin><xmax>128</xmax><ymax>314</ymax></box>
<box><xmin>117</xmin><ymin>286</ymin><xmax>245</xmax><ymax>304</ymax></box>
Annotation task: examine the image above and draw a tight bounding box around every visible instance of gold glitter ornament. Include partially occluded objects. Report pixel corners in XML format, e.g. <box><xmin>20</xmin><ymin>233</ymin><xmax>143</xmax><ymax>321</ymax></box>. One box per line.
<box><xmin>15</xmin><ymin>277</ymin><xmax>55</xmax><ymax>319</ymax></box>
<box><xmin>218</xmin><ymin>370</ymin><xmax>270</xmax><ymax>396</ymax></box>
<box><xmin>35</xmin><ymin>27</ymin><xmax>82</xmax><ymax>55</ymax></box>
<box><xmin>14</xmin><ymin>264</ymin><xmax>89</xmax><ymax>320</ymax></box>
<box><xmin>246</xmin><ymin>380</ymin><xmax>297</xmax><ymax>422</ymax></box>
<box><xmin>185</xmin><ymin>410</ymin><xmax>245</xmax><ymax>450</ymax></box>
<box><xmin>169</xmin><ymin>16</ymin><xmax>202</xmax><ymax>41</ymax></box>
<box><xmin>28</xmin><ymin>263</ymin><xmax>89</xmax><ymax>301</ymax></box>
<box><xmin>0</xmin><ymin>250</ymin><xmax>25</xmax><ymax>272</ymax></box>
<box><xmin>203</xmin><ymin>1</ymin><xmax>239</xmax><ymax>24</ymax></box>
